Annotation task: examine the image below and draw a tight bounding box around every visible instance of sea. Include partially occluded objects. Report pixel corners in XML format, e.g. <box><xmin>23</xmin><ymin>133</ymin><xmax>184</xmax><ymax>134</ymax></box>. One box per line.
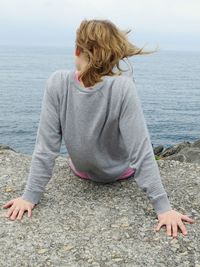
<box><xmin>0</xmin><ymin>45</ymin><xmax>199</xmax><ymax>156</ymax></box>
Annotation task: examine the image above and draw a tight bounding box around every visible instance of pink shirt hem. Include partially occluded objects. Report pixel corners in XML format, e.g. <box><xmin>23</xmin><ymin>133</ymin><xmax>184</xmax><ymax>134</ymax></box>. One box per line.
<box><xmin>68</xmin><ymin>157</ymin><xmax>135</xmax><ymax>180</ymax></box>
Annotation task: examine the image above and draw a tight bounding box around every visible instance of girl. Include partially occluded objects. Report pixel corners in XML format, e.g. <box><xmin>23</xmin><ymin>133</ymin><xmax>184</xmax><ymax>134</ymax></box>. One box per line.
<box><xmin>3</xmin><ymin>19</ymin><xmax>195</xmax><ymax>238</ymax></box>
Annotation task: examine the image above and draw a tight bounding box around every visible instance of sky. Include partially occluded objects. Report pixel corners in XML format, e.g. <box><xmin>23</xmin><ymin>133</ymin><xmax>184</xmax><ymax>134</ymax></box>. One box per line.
<box><xmin>0</xmin><ymin>0</ymin><xmax>200</xmax><ymax>50</ymax></box>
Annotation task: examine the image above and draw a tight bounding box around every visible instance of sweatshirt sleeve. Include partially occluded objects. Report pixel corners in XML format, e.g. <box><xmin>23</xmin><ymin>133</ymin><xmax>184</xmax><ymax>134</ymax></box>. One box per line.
<box><xmin>21</xmin><ymin>71</ymin><xmax>62</xmax><ymax>204</ymax></box>
<box><xmin>119</xmin><ymin>78</ymin><xmax>172</xmax><ymax>215</ymax></box>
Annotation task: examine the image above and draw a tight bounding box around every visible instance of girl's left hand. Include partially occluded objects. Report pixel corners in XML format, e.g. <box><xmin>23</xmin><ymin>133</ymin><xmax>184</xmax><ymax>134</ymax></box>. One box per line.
<box><xmin>154</xmin><ymin>209</ymin><xmax>196</xmax><ymax>238</ymax></box>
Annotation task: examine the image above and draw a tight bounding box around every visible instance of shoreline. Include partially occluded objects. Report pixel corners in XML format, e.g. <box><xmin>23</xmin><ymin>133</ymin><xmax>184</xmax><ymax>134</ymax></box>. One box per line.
<box><xmin>1</xmin><ymin>138</ymin><xmax>200</xmax><ymax>164</ymax></box>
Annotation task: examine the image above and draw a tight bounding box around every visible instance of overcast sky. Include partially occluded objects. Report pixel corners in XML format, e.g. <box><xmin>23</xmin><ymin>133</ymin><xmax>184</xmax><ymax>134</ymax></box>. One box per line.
<box><xmin>0</xmin><ymin>0</ymin><xmax>200</xmax><ymax>50</ymax></box>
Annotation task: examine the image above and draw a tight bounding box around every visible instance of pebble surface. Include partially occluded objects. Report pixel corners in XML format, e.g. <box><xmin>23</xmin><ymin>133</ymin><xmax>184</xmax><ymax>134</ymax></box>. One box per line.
<box><xmin>0</xmin><ymin>149</ymin><xmax>199</xmax><ymax>267</ymax></box>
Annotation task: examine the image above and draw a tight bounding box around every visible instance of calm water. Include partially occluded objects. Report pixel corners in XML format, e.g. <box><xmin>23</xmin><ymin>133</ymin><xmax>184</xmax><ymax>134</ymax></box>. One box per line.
<box><xmin>0</xmin><ymin>46</ymin><xmax>199</xmax><ymax>155</ymax></box>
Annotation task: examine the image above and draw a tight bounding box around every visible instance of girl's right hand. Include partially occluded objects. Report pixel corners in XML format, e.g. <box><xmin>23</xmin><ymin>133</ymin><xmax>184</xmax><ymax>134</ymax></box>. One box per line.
<box><xmin>2</xmin><ymin>197</ymin><xmax>36</xmax><ymax>221</ymax></box>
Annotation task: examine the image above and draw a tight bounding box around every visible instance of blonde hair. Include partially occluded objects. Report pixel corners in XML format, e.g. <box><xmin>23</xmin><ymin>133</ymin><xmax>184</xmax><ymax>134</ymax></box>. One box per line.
<box><xmin>75</xmin><ymin>19</ymin><xmax>159</xmax><ymax>87</ymax></box>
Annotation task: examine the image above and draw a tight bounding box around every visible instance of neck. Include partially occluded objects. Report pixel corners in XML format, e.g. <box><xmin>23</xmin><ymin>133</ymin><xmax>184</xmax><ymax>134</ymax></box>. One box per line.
<box><xmin>75</xmin><ymin>70</ymin><xmax>103</xmax><ymax>88</ymax></box>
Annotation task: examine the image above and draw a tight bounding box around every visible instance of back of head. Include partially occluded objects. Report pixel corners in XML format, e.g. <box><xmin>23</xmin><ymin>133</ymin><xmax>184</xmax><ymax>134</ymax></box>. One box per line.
<box><xmin>75</xmin><ymin>19</ymin><xmax>158</xmax><ymax>87</ymax></box>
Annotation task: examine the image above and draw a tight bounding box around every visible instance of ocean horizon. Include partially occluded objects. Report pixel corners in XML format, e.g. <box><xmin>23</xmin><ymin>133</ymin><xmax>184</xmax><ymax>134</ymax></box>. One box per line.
<box><xmin>0</xmin><ymin>45</ymin><xmax>199</xmax><ymax>156</ymax></box>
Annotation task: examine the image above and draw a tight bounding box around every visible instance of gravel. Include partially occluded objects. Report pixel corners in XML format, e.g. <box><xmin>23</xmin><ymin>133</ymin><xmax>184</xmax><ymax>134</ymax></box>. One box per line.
<box><xmin>0</xmin><ymin>149</ymin><xmax>199</xmax><ymax>267</ymax></box>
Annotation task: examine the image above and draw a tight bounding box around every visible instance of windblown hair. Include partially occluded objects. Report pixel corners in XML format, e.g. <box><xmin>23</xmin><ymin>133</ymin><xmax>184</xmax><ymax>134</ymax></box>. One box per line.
<box><xmin>75</xmin><ymin>19</ymin><xmax>159</xmax><ymax>87</ymax></box>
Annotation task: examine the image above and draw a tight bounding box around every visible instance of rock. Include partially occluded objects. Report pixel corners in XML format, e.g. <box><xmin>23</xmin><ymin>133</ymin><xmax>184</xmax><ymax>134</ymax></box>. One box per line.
<box><xmin>120</xmin><ymin>222</ymin><xmax>130</xmax><ymax>228</ymax></box>
<box><xmin>111</xmin><ymin>251</ymin><xmax>122</xmax><ymax>259</ymax></box>
<box><xmin>0</xmin><ymin>147</ymin><xmax>199</xmax><ymax>267</ymax></box>
<box><xmin>160</xmin><ymin>141</ymin><xmax>191</xmax><ymax>157</ymax></box>
<box><xmin>153</xmin><ymin>139</ymin><xmax>200</xmax><ymax>164</ymax></box>
<box><xmin>0</xmin><ymin>144</ymin><xmax>16</xmax><ymax>152</ymax></box>
<box><xmin>4</xmin><ymin>186</ymin><xmax>14</xmax><ymax>193</ymax></box>
<box><xmin>164</xmin><ymin>154</ymin><xmax>186</xmax><ymax>162</ymax></box>
<box><xmin>37</xmin><ymin>248</ymin><xmax>49</xmax><ymax>254</ymax></box>
<box><xmin>153</xmin><ymin>145</ymin><xmax>164</xmax><ymax>156</ymax></box>
<box><xmin>111</xmin><ymin>224</ymin><xmax>119</xmax><ymax>228</ymax></box>
<box><xmin>165</xmin><ymin>147</ymin><xmax>200</xmax><ymax>164</ymax></box>
<box><xmin>62</xmin><ymin>245</ymin><xmax>74</xmax><ymax>251</ymax></box>
<box><xmin>192</xmin><ymin>139</ymin><xmax>200</xmax><ymax>148</ymax></box>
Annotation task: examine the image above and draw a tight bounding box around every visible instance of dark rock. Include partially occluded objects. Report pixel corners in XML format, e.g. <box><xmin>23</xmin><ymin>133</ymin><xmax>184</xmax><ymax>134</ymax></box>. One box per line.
<box><xmin>160</xmin><ymin>141</ymin><xmax>191</xmax><ymax>157</ymax></box>
<box><xmin>153</xmin><ymin>145</ymin><xmax>164</xmax><ymax>156</ymax></box>
<box><xmin>0</xmin><ymin>144</ymin><xmax>16</xmax><ymax>152</ymax></box>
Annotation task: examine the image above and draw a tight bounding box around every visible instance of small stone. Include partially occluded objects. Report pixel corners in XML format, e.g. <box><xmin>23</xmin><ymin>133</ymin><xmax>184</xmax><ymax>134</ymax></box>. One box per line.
<box><xmin>112</xmin><ymin>234</ymin><xmax>121</xmax><ymax>241</ymax></box>
<box><xmin>125</xmin><ymin>232</ymin><xmax>130</xmax><ymax>238</ymax></box>
<box><xmin>111</xmin><ymin>224</ymin><xmax>119</xmax><ymax>228</ymax></box>
<box><xmin>111</xmin><ymin>251</ymin><xmax>122</xmax><ymax>259</ymax></box>
<box><xmin>112</xmin><ymin>258</ymin><xmax>123</xmax><ymax>262</ymax></box>
<box><xmin>62</xmin><ymin>245</ymin><xmax>74</xmax><ymax>251</ymax></box>
<box><xmin>63</xmin><ymin>226</ymin><xmax>70</xmax><ymax>230</ymax></box>
<box><xmin>5</xmin><ymin>186</ymin><xmax>14</xmax><ymax>192</ymax></box>
<box><xmin>170</xmin><ymin>238</ymin><xmax>178</xmax><ymax>244</ymax></box>
<box><xmin>91</xmin><ymin>262</ymin><xmax>100</xmax><ymax>267</ymax></box>
<box><xmin>174</xmin><ymin>244</ymin><xmax>180</xmax><ymax>248</ymax></box>
<box><xmin>171</xmin><ymin>242</ymin><xmax>180</xmax><ymax>249</ymax></box>
<box><xmin>37</xmin><ymin>248</ymin><xmax>48</xmax><ymax>254</ymax></box>
<box><xmin>180</xmin><ymin>251</ymin><xmax>188</xmax><ymax>255</ymax></box>
<box><xmin>120</xmin><ymin>223</ymin><xmax>129</xmax><ymax>228</ymax></box>
<box><xmin>171</xmin><ymin>247</ymin><xmax>177</xmax><ymax>252</ymax></box>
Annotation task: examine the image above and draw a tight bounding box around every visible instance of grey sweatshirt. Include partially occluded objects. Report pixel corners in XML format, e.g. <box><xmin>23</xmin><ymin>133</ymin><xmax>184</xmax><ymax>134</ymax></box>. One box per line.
<box><xmin>21</xmin><ymin>68</ymin><xmax>172</xmax><ymax>215</ymax></box>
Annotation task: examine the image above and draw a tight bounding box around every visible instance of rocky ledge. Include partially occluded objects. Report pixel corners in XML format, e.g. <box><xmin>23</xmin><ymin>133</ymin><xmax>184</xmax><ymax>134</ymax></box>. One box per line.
<box><xmin>153</xmin><ymin>139</ymin><xmax>200</xmax><ymax>164</ymax></box>
<box><xmin>0</xmin><ymin>143</ymin><xmax>200</xmax><ymax>267</ymax></box>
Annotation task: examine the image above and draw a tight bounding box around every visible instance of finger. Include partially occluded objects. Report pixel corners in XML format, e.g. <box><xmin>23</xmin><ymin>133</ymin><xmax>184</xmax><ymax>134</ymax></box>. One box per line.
<box><xmin>5</xmin><ymin>206</ymin><xmax>15</xmax><ymax>218</ymax></box>
<box><xmin>10</xmin><ymin>208</ymin><xmax>20</xmax><ymax>220</ymax></box>
<box><xmin>27</xmin><ymin>207</ymin><xmax>32</xmax><ymax>218</ymax></box>
<box><xmin>155</xmin><ymin>221</ymin><xmax>163</xmax><ymax>231</ymax></box>
<box><xmin>181</xmin><ymin>215</ymin><xmax>195</xmax><ymax>223</ymax></box>
<box><xmin>166</xmin><ymin>224</ymin><xmax>172</xmax><ymax>236</ymax></box>
<box><xmin>2</xmin><ymin>200</ymin><xmax>14</xmax><ymax>208</ymax></box>
<box><xmin>16</xmin><ymin>209</ymin><xmax>24</xmax><ymax>221</ymax></box>
<box><xmin>178</xmin><ymin>220</ymin><xmax>187</xmax><ymax>235</ymax></box>
<box><xmin>172</xmin><ymin>223</ymin><xmax>178</xmax><ymax>238</ymax></box>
